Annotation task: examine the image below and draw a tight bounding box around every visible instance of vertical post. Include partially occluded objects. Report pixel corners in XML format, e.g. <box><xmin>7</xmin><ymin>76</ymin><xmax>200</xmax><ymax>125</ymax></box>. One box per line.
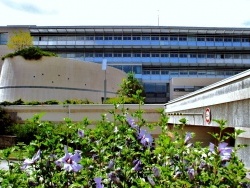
<box><xmin>102</xmin><ymin>59</ymin><xmax>107</xmax><ymax>102</ymax></box>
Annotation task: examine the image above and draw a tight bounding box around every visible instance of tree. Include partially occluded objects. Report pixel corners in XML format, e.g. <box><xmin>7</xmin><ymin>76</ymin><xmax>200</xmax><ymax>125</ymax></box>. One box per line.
<box><xmin>7</xmin><ymin>30</ymin><xmax>33</xmax><ymax>51</ymax></box>
<box><xmin>117</xmin><ymin>72</ymin><xmax>145</xmax><ymax>99</ymax></box>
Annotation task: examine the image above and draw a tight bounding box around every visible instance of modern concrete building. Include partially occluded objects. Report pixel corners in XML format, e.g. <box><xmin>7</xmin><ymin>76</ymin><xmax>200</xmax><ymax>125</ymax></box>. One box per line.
<box><xmin>1</xmin><ymin>25</ymin><xmax>250</xmax><ymax>103</ymax></box>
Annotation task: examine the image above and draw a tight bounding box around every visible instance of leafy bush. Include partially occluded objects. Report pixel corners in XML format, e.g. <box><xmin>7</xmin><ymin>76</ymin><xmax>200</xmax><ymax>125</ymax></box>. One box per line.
<box><xmin>104</xmin><ymin>96</ymin><xmax>137</xmax><ymax>104</ymax></box>
<box><xmin>2</xmin><ymin>46</ymin><xmax>57</xmax><ymax>60</ymax></box>
<box><xmin>43</xmin><ymin>100</ymin><xmax>60</xmax><ymax>105</ymax></box>
<box><xmin>0</xmin><ymin>101</ymin><xmax>249</xmax><ymax>187</ymax></box>
<box><xmin>0</xmin><ymin>107</ymin><xmax>16</xmax><ymax>135</ymax></box>
<box><xmin>63</xmin><ymin>99</ymin><xmax>94</xmax><ymax>104</ymax></box>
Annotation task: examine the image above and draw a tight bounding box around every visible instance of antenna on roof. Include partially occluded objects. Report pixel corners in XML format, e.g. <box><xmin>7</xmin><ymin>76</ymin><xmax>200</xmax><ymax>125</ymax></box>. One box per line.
<box><xmin>157</xmin><ymin>10</ymin><xmax>160</xmax><ymax>26</ymax></box>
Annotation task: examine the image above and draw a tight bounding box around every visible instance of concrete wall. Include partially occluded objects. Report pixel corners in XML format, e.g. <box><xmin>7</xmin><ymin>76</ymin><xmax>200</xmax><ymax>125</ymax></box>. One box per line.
<box><xmin>3</xmin><ymin>104</ymin><xmax>219</xmax><ymax>145</ymax></box>
<box><xmin>165</xmin><ymin>69</ymin><xmax>250</xmax><ymax>168</ymax></box>
<box><xmin>0</xmin><ymin>56</ymin><xmax>126</xmax><ymax>103</ymax></box>
<box><xmin>170</xmin><ymin>77</ymin><xmax>223</xmax><ymax>100</ymax></box>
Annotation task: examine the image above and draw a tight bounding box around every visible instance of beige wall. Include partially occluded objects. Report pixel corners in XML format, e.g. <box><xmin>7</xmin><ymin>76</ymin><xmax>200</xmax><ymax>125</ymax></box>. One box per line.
<box><xmin>170</xmin><ymin>77</ymin><xmax>223</xmax><ymax>100</ymax></box>
<box><xmin>0</xmin><ymin>56</ymin><xmax>126</xmax><ymax>103</ymax></box>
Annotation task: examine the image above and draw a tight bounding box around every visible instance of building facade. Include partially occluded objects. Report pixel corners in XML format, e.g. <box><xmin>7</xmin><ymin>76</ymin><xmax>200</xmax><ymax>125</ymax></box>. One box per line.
<box><xmin>1</xmin><ymin>25</ymin><xmax>250</xmax><ymax>103</ymax></box>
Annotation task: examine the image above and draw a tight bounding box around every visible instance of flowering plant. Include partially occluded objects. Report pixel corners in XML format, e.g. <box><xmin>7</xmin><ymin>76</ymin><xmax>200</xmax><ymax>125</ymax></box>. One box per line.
<box><xmin>0</xmin><ymin>97</ymin><xmax>249</xmax><ymax>187</ymax></box>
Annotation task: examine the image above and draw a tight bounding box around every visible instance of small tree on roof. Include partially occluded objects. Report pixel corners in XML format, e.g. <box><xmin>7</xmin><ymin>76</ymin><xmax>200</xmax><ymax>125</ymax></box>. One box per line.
<box><xmin>7</xmin><ymin>30</ymin><xmax>33</xmax><ymax>52</ymax></box>
<box><xmin>117</xmin><ymin>72</ymin><xmax>145</xmax><ymax>101</ymax></box>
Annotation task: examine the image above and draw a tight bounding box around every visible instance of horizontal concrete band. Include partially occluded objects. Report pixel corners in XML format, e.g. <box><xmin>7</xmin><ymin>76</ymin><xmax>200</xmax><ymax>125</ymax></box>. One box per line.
<box><xmin>0</xmin><ymin>86</ymin><xmax>116</xmax><ymax>94</ymax></box>
<box><xmin>165</xmin><ymin>87</ymin><xmax>250</xmax><ymax>112</ymax></box>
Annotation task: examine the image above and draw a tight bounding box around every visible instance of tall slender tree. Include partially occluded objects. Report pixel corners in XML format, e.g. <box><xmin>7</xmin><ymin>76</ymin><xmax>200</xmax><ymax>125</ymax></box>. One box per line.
<box><xmin>7</xmin><ymin>30</ymin><xmax>33</xmax><ymax>51</ymax></box>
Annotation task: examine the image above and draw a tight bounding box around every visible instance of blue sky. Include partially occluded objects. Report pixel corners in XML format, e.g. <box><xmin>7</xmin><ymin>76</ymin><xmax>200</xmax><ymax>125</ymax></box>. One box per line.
<box><xmin>1</xmin><ymin>0</ymin><xmax>250</xmax><ymax>27</ymax></box>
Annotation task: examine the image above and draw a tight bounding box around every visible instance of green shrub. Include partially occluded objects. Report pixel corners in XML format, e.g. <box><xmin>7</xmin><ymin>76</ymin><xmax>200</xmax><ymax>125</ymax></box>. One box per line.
<box><xmin>63</xmin><ymin>98</ymin><xmax>94</xmax><ymax>104</ymax></box>
<box><xmin>43</xmin><ymin>100</ymin><xmax>60</xmax><ymax>105</ymax></box>
<box><xmin>2</xmin><ymin>46</ymin><xmax>57</xmax><ymax>60</ymax></box>
<box><xmin>104</xmin><ymin>96</ymin><xmax>138</xmax><ymax>104</ymax></box>
<box><xmin>0</xmin><ymin>107</ymin><xmax>15</xmax><ymax>135</ymax></box>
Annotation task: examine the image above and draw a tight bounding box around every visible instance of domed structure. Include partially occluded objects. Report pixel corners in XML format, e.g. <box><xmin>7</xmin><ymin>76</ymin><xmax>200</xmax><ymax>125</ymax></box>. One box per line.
<box><xmin>0</xmin><ymin>56</ymin><xmax>126</xmax><ymax>103</ymax></box>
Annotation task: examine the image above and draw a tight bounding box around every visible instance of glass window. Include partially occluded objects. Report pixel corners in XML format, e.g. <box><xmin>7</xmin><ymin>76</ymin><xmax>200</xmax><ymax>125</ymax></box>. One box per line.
<box><xmin>0</xmin><ymin>33</ymin><xmax>7</xmax><ymax>44</ymax></box>
<box><xmin>179</xmin><ymin>53</ymin><xmax>187</xmax><ymax>58</ymax></box>
<box><xmin>76</xmin><ymin>36</ymin><xmax>85</xmax><ymax>41</ymax></box>
<box><xmin>151</xmin><ymin>36</ymin><xmax>159</xmax><ymax>40</ymax></box>
<box><xmin>123</xmin><ymin>53</ymin><xmax>131</xmax><ymax>57</ymax></box>
<box><xmin>215</xmin><ymin>37</ymin><xmax>223</xmax><ymax>42</ymax></box>
<box><xmin>161</xmin><ymin>53</ymin><xmax>169</xmax><ymax>57</ymax></box>
<box><xmin>197</xmin><ymin>37</ymin><xmax>205</xmax><ymax>41</ymax></box>
<box><xmin>225</xmin><ymin>54</ymin><xmax>233</xmax><ymax>59</ymax></box>
<box><xmin>95</xmin><ymin>53</ymin><xmax>103</xmax><ymax>57</ymax></box>
<box><xmin>224</xmin><ymin>38</ymin><xmax>232</xmax><ymax>42</ymax></box>
<box><xmin>85</xmin><ymin>36</ymin><xmax>94</xmax><ymax>40</ymax></box>
<box><xmin>189</xmin><ymin>71</ymin><xmax>197</xmax><ymax>75</ymax></box>
<box><xmin>114</xmin><ymin>36</ymin><xmax>122</xmax><ymax>40</ymax></box>
<box><xmin>123</xmin><ymin>36</ymin><xmax>131</xmax><ymax>40</ymax></box>
<box><xmin>160</xmin><ymin>36</ymin><xmax>168</xmax><ymax>40</ymax></box>
<box><xmin>179</xmin><ymin>37</ymin><xmax>187</xmax><ymax>41</ymax></box>
<box><xmin>142</xmin><ymin>53</ymin><xmax>150</xmax><ymax>57</ymax></box>
<box><xmin>198</xmin><ymin>54</ymin><xmax>206</xmax><ymax>58</ymax></box>
<box><xmin>67</xmin><ymin>36</ymin><xmax>75</xmax><ymax>41</ymax></box>
<box><xmin>104</xmin><ymin>36</ymin><xmax>113</xmax><ymax>40</ymax></box>
<box><xmin>132</xmin><ymin>36</ymin><xmax>141</xmax><ymax>40</ymax></box>
<box><xmin>151</xmin><ymin>53</ymin><xmax>160</xmax><ymax>57</ymax></box>
<box><xmin>207</xmin><ymin>54</ymin><xmax>215</xmax><ymax>58</ymax></box>
<box><xmin>143</xmin><ymin>70</ymin><xmax>151</xmax><ymax>74</ymax></box>
<box><xmin>242</xmin><ymin>38</ymin><xmax>250</xmax><ymax>42</ymax></box>
<box><xmin>233</xmin><ymin>54</ymin><xmax>241</xmax><ymax>59</ymax></box>
<box><xmin>132</xmin><ymin>65</ymin><xmax>142</xmax><ymax>74</ymax></box>
<box><xmin>123</xmin><ymin>65</ymin><xmax>132</xmax><ymax>73</ymax></box>
<box><xmin>170</xmin><ymin>71</ymin><xmax>179</xmax><ymax>75</ymax></box>
<box><xmin>95</xmin><ymin>36</ymin><xmax>103</xmax><ymax>40</ymax></box>
<box><xmin>233</xmin><ymin>38</ymin><xmax>241</xmax><ymax>42</ymax></box>
<box><xmin>48</xmin><ymin>36</ymin><xmax>57</xmax><ymax>41</ymax></box>
<box><xmin>104</xmin><ymin>53</ymin><xmax>112</xmax><ymax>57</ymax></box>
<box><xmin>152</xmin><ymin>70</ymin><xmax>160</xmax><ymax>74</ymax></box>
<box><xmin>206</xmin><ymin>37</ymin><xmax>214</xmax><ymax>41</ymax></box>
<box><xmin>161</xmin><ymin>70</ymin><xmax>169</xmax><ymax>74</ymax></box>
<box><xmin>85</xmin><ymin>53</ymin><xmax>94</xmax><ymax>57</ymax></box>
<box><xmin>170</xmin><ymin>36</ymin><xmax>178</xmax><ymax>41</ymax></box>
<box><xmin>142</xmin><ymin>36</ymin><xmax>150</xmax><ymax>40</ymax></box>
<box><xmin>170</xmin><ymin>53</ymin><xmax>178</xmax><ymax>57</ymax></box>
<box><xmin>114</xmin><ymin>53</ymin><xmax>122</xmax><ymax>57</ymax></box>
<box><xmin>180</xmin><ymin>71</ymin><xmax>188</xmax><ymax>75</ymax></box>
<box><xmin>133</xmin><ymin>53</ymin><xmax>141</xmax><ymax>57</ymax></box>
<box><xmin>190</xmin><ymin>54</ymin><xmax>197</xmax><ymax>58</ymax></box>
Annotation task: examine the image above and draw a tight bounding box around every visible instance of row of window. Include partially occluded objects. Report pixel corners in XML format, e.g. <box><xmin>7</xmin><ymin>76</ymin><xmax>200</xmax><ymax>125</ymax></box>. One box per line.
<box><xmin>34</xmin><ymin>35</ymin><xmax>250</xmax><ymax>42</ymax></box>
<box><xmin>141</xmin><ymin>69</ymin><xmax>240</xmax><ymax>76</ymax></box>
<box><xmin>59</xmin><ymin>52</ymin><xmax>250</xmax><ymax>59</ymax></box>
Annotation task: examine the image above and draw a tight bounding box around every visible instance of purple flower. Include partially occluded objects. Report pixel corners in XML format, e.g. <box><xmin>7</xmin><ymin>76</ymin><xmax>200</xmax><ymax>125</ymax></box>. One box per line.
<box><xmin>147</xmin><ymin>176</ymin><xmax>155</xmax><ymax>186</ymax></box>
<box><xmin>152</xmin><ymin>167</ymin><xmax>160</xmax><ymax>177</ymax></box>
<box><xmin>78</xmin><ymin>129</ymin><xmax>84</xmax><ymax>138</ymax></box>
<box><xmin>108</xmin><ymin>172</ymin><xmax>121</xmax><ymax>185</ymax></box>
<box><xmin>132</xmin><ymin>159</ymin><xmax>143</xmax><ymax>171</ymax></box>
<box><xmin>108</xmin><ymin>159</ymin><xmax>115</xmax><ymax>169</ymax></box>
<box><xmin>94</xmin><ymin>177</ymin><xmax>104</xmax><ymax>188</ymax></box>
<box><xmin>126</xmin><ymin>117</ymin><xmax>138</xmax><ymax>129</ymax></box>
<box><xmin>209</xmin><ymin>142</ymin><xmax>233</xmax><ymax>161</ymax></box>
<box><xmin>21</xmin><ymin>149</ymin><xmax>41</xmax><ymax>170</ymax></box>
<box><xmin>55</xmin><ymin>145</ymin><xmax>82</xmax><ymax>172</ymax></box>
<box><xmin>218</xmin><ymin>142</ymin><xmax>233</xmax><ymax>161</ymax></box>
<box><xmin>187</xmin><ymin>168</ymin><xmax>195</xmax><ymax>180</ymax></box>
<box><xmin>184</xmin><ymin>132</ymin><xmax>192</xmax><ymax>144</ymax></box>
<box><xmin>137</xmin><ymin>129</ymin><xmax>153</xmax><ymax>147</ymax></box>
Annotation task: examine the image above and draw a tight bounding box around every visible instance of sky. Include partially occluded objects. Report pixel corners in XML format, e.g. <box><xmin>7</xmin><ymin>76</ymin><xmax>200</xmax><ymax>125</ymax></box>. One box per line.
<box><xmin>1</xmin><ymin>0</ymin><xmax>250</xmax><ymax>28</ymax></box>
